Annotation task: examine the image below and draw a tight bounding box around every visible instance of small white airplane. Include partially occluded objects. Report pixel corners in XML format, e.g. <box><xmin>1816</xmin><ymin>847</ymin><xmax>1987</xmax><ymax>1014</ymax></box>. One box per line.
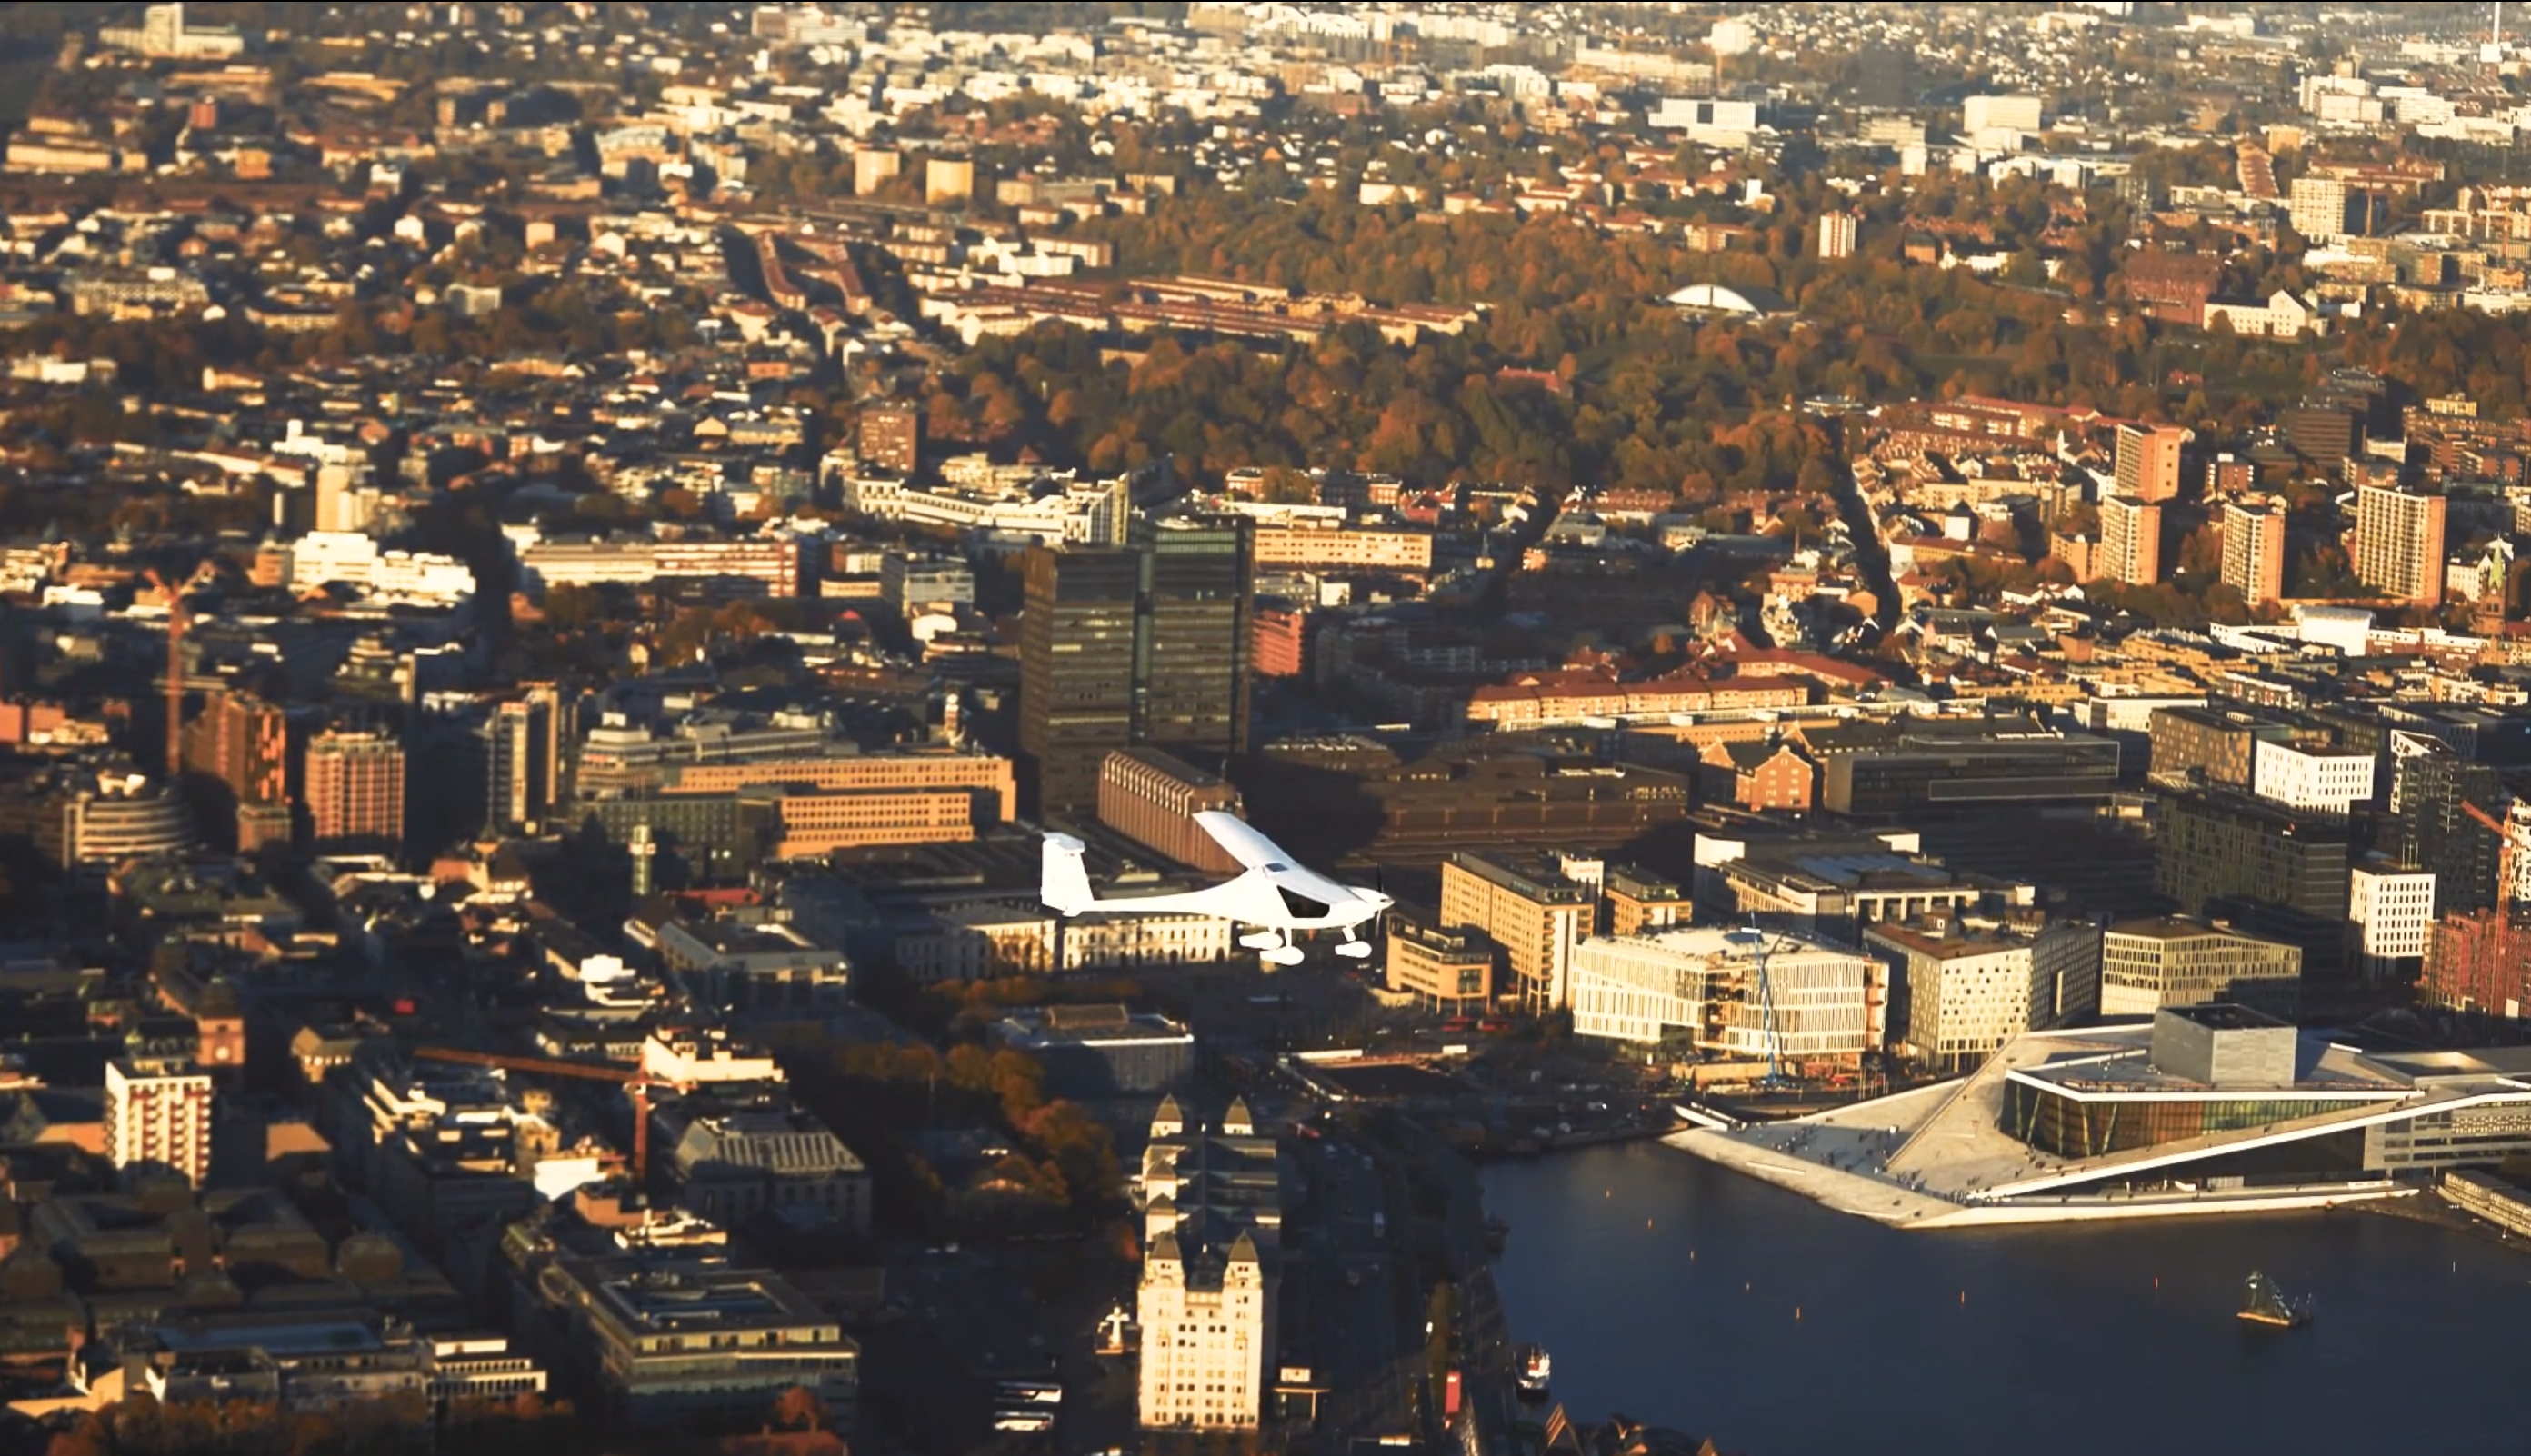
<box><xmin>1041</xmin><ymin>811</ymin><xmax>1392</xmax><ymax>967</ymax></box>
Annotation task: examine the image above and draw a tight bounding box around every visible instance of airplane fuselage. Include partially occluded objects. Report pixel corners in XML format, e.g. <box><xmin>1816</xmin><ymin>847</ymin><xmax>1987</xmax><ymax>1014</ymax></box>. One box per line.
<box><xmin>1074</xmin><ymin>864</ymin><xmax>1386</xmax><ymax>933</ymax></box>
<box><xmin>1040</xmin><ymin>819</ymin><xmax>1390</xmax><ymax>965</ymax></box>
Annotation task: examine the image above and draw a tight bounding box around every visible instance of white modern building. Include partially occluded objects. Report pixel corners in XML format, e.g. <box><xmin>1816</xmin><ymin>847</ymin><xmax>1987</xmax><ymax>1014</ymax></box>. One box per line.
<box><xmin>105</xmin><ymin>1054</ymin><xmax>213</xmax><ymax>1187</ymax></box>
<box><xmin>844</xmin><ymin>472</ymin><xmax>1129</xmax><ymax>546</ymax></box>
<box><xmin>1570</xmin><ymin>926</ymin><xmax>1877</xmax><ymax>1066</ymax></box>
<box><xmin>2251</xmin><ymin>738</ymin><xmax>2376</xmax><ymax>813</ymax></box>
<box><xmin>285</xmin><ymin>531</ymin><xmax>477</xmax><ymax>606</ymax></box>
<box><xmin>1677</xmin><ymin>1011</ymin><xmax>2531</xmax><ymax>1227</ymax></box>
<box><xmin>1866</xmin><ymin>917</ymin><xmax>2103</xmax><ymax>1072</ymax></box>
<box><xmin>99</xmin><ymin>3</ymin><xmax>245</xmax><ymax>58</ymax></box>
<box><xmin>893</xmin><ymin>901</ymin><xmax>1231</xmax><ymax>982</ymax></box>
<box><xmin>1646</xmin><ymin>97</ymin><xmax>1760</xmax><ymax>145</ymax></box>
<box><xmin>1962</xmin><ymin>95</ymin><xmax>2044</xmax><ymax>135</ymax></box>
<box><xmin>2348</xmin><ymin>862</ymin><xmax>2436</xmax><ymax>982</ymax></box>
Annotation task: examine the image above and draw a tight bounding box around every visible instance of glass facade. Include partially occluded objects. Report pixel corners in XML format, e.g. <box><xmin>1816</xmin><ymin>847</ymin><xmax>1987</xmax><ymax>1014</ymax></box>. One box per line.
<box><xmin>2373</xmin><ymin>1104</ymin><xmax>2531</xmax><ymax>1171</ymax></box>
<box><xmin>1019</xmin><ymin>521</ymin><xmax>1251</xmax><ymax>817</ymax></box>
<box><xmin>2002</xmin><ymin>1079</ymin><xmax>2358</xmax><ymax>1159</ymax></box>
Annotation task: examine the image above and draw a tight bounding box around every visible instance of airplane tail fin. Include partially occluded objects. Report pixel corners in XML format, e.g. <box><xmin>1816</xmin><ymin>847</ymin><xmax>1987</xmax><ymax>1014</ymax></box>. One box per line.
<box><xmin>1041</xmin><ymin>833</ymin><xmax>1094</xmax><ymax>916</ymax></box>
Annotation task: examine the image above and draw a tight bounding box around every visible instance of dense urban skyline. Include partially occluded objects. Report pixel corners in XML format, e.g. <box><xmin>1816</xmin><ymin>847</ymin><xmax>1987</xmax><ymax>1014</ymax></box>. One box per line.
<box><xmin>4</xmin><ymin>3</ymin><xmax>2531</xmax><ymax>1453</ymax></box>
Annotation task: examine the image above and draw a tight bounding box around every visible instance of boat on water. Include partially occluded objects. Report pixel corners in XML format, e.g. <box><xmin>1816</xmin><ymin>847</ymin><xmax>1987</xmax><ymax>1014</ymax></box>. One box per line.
<box><xmin>1516</xmin><ymin>1343</ymin><xmax>1552</xmax><ymax>1400</ymax></box>
<box><xmin>2238</xmin><ymin>1271</ymin><xmax>2315</xmax><ymax>1329</ymax></box>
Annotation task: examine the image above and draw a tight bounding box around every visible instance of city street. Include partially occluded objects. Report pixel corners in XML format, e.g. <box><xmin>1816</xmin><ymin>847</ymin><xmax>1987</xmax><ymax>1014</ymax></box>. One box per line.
<box><xmin>1294</xmin><ymin>1134</ymin><xmax>1416</xmax><ymax>1448</ymax></box>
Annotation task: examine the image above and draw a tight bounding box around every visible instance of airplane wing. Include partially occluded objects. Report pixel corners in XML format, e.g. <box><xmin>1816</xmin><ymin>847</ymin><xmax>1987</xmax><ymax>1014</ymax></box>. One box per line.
<box><xmin>1193</xmin><ymin>811</ymin><xmax>1295</xmax><ymax>872</ymax></box>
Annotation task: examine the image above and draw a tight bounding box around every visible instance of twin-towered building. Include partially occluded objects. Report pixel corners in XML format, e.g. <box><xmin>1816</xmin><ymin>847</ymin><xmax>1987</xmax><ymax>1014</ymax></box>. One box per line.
<box><xmin>1135</xmin><ymin>1095</ymin><xmax>1280</xmax><ymax>1433</ymax></box>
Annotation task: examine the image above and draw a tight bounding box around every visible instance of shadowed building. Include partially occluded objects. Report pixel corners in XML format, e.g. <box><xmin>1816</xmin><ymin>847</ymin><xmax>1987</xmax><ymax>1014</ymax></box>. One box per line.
<box><xmin>994</xmin><ymin>1004</ymin><xmax>1195</xmax><ymax>1093</ymax></box>
<box><xmin>1244</xmin><ymin>735</ymin><xmax>1691</xmax><ymax>863</ymax></box>
<box><xmin>856</xmin><ymin>401</ymin><xmax>918</xmax><ymax>475</ymax></box>
<box><xmin>2155</xmin><ymin>791</ymin><xmax>2352</xmax><ymax>976</ymax></box>
<box><xmin>2387</xmin><ymin>732</ymin><xmax>2506</xmax><ymax>914</ymax></box>
<box><xmin>1020</xmin><ymin>519</ymin><xmax>1252</xmax><ymax>816</ymax></box>
<box><xmin>182</xmin><ymin>690</ymin><xmax>287</xmax><ymax>852</ymax></box>
<box><xmin>2146</xmin><ymin>706</ymin><xmax>2319</xmax><ymax>791</ymax></box>
<box><xmin>1020</xmin><ymin>547</ymin><xmax>1139</xmax><ymax>816</ymax></box>
<box><xmin>1799</xmin><ymin>716</ymin><xmax>2121</xmax><ymax>816</ymax></box>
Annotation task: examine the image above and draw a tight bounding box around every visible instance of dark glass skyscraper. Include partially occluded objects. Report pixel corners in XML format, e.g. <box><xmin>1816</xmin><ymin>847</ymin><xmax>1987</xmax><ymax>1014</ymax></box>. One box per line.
<box><xmin>2388</xmin><ymin>733</ymin><xmax>2505</xmax><ymax>915</ymax></box>
<box><xmin>1132</xmin><ymin>516</ymin><xmax>1252</xmax><ymax>769</ymax></box>
<box><xmin>1019</xmin><ymin>518</ymin><xmax>1251</xmax><ymax>816</ymax></box>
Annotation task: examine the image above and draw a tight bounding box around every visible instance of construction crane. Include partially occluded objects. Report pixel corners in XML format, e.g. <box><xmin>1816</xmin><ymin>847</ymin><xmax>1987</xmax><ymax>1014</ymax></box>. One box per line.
<box><xmin>142</xmin><ymin>560</ymin><xmax>220</xmax><ymax>782</ymax></box>
<box><xmin>1725</xmin><ymin>922</ymin><xmax>1794</xmax><ymax>1091</ymax></box>
<box><xmin>410</xmin><ymin>1046</ymin><xmax>663</xmax><ymax>1186</ymax></box>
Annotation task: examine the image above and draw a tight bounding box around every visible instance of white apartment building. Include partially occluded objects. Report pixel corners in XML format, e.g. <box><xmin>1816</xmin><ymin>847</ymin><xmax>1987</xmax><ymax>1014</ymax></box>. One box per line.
<box><xmin>1866</xmin><ymin>919</ymin><xmax>2104</xmax><ymax>1072</ymax></box>
<box><xmin>285</xmin><ymin>531</ymin><xmax>477</xmax><ymax>606</ymax></box>
<box><xmin>2288</xmin><ymin>176</ymin><xmax>2356</xmax><ymax>242</ymax></box>
<box><xmin>1817</xmin><ymin>211</ymin><xmax>1858</xmax><ymax>260</ymax></box>
<box><xmin>1962</xmin><ymin>95</ymin><xmax>2044</xmax><ymax>134</ymax></box>
<box><xmin>1569</xmin><ymin>927</ymin><xmax>1877</xmax><ymax>1065</ymax></box>
<box><xmin>2348</xmin><ymin>863</ymin><xmax>2436</xmax><ymax>981</ymax></box>
<box><xmin>105</xmin><ymin>1055</ymin><xmax>213</xmax><ymax>1187</ymax></box>
<box><xmin>845</xmin><ymin>473</ymin><xmax>1130</xmax><ymax>546</ymax></box>
<box><xmin>2251</xmin><ymin>738</ymin><xmax>2377</xmax><ymax>813</ymax></box>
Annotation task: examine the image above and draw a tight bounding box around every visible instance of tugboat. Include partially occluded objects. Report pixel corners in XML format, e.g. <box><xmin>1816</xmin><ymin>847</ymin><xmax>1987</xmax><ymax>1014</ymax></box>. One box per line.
<box><xmin>1516</xmin><ymin>1343</ymin><xmax>1552</xmax><ymax>1401</ymax></box>
<box><xmin>2238</xmin><ymin>1271</ymin><xmax>2315</xmax><ymax>1328</ymax></box>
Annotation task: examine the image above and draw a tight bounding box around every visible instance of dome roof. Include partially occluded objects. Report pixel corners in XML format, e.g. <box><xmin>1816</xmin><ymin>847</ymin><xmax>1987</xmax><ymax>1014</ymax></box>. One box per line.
<box><xmin>1664</xmin><ymin>282</ymin><xmax>1792</xmax><ymax>316</ymax></box>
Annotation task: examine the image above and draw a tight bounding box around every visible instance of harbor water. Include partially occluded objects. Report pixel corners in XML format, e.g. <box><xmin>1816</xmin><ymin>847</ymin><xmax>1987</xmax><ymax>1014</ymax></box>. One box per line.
<box><xmin>1482</xmin><ymin>1141</ymin><xmax>2527</xmax><ymax>1455</ymax></box>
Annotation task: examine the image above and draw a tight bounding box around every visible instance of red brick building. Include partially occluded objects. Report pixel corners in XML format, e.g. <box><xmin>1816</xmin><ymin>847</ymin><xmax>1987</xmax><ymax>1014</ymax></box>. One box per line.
<box><xmin>1254</xmin><ymin>606</ymin><xmax>1309</xmax><ymax>678</ymax></box>
<box><xmin>1097</xmin><ymin>748</ymin><xmax>1245</xmax><ymax>874</ymax></box>
<box><xmin>303</xmin><ymin>728</ymin><xmax>405</xmax><ymax>850</ymax></box>
<box><xmin>2120</xmin><ymin>251</ymin><xmax>2223</xmax><ymax>328</ymax></box>
<box><xmin>1700</xmin><ymin>739</ymin><xmax>1817</xmax><ymax>813</ymax></box>
<box><xmin>2427</xmin><ymin>909</ymin><xmax>2531</xmax><ymax>1016</ymax></box>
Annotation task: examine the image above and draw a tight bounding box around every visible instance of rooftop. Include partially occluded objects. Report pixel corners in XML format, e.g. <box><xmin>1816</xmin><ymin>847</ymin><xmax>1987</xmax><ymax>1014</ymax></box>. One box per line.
<box><xmin>2105</xmin><ymin>915</ymin><xmax>2289</xmax><ymax>944</ymax></box>
<box><xmin>995</xmin><ymin>1005</ymin><xmax>1192</xmax><ymax>1049</ymax></box>
<box><xmin>2164</xmin><ymin>1003</ymin><xmax>2291</xmax><ymax>1032</ymax></box>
